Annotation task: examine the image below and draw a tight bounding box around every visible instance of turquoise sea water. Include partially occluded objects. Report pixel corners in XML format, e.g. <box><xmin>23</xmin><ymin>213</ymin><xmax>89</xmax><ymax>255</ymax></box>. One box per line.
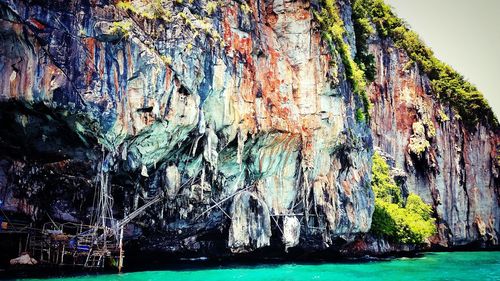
<box><xmin>11</xmin><ymin>252</ymin><xmax>500</xmax><ymax>281</ymax></box>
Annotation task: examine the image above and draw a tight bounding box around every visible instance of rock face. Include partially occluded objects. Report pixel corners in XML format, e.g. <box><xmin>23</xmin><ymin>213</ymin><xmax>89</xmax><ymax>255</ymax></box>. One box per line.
<box><xmin>0</xmin><ymin>0</ymin><xmax>372</xmax><ymax>256</ymax></box>
<box><xmin>0</xmin><ymin>0</ymin><xmax>497</xmax><ymax>258</ymax></box>
<box><xmin>368</xmin><ymin>38</ymin><xmax>500</xmax><ymax>247</ymax></box>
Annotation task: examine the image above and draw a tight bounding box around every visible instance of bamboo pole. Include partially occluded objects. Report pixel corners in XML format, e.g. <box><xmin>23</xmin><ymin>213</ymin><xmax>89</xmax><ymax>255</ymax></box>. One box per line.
<box><xmin>18</xmin><ymin>237</ymin><xmax>22</xmax><ymax>256</ymax></box>
<box><xmin>118</xmin><ymin>226</ymin><xmax>124</xmax><ymax>273</ymax></box>
<box><xmin>61</xmin><ymin>244</ymin><xmax>65</xmax><ymax>265</ymax></box>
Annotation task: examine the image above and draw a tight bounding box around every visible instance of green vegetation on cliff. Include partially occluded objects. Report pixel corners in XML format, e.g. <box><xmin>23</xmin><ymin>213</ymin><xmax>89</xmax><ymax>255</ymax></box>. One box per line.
<box><xmin>370</xmin><ymin>152</ymin><xmax>436</xmax><ymax>244</ymax></box>
<box><xmin>353</xmin><ymin>0</ymin><xmax>498</xmax><ymax>129</ymax></box>
<box><xmin>352</xmin><ymin>0</ymin><xmax>377</xmax><ymax>82</ymax></box>
<box><xmin>315</xmin><ymin>0</ymin><xmax>371</xmax><ymax>121</ymax></box>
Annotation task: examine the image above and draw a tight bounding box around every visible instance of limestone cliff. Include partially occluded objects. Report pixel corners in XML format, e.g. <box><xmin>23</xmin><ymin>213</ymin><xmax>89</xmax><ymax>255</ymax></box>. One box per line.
<box><xmin>0</xmin><ymin>0</ymin><xmax>497</xmax><ymax>258</ymax></box>
<box><xmin>369</xmin><ymin>38</ymin><xmax>500</xmax><ymax>247</ymax></box>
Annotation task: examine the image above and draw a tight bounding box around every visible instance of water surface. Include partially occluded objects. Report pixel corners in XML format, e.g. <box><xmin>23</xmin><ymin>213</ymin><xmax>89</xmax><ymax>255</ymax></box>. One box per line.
<box><xmin>12</xmin><ymin>251</ymin><xmax>500</xmax><ymax>281</ymax></box>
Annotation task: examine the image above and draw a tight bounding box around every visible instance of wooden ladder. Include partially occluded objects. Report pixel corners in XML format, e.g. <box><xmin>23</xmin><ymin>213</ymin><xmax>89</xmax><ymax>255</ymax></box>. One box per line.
<box><xmin>84</xmin><ymin>249</ymin><xmax>105</xmax><ymax>268</ymax></box>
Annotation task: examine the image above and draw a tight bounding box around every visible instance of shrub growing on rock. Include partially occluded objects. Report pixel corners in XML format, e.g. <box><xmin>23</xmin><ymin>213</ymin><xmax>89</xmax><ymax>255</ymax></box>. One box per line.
<box><xmin>370</xmin><ymin>152</ymin><xmax>436</xmax><ymax>244</ymax></box>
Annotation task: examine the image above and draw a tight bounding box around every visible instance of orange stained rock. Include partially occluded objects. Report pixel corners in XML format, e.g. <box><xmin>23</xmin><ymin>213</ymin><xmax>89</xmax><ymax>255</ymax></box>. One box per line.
<box><xmin>294</xmin><ymin>9</ymin><xmax>310</xmax><ymax>20</ymax></box>
<box><xmin>342</xmin><ymin>180</ymin><xmax>352</xmax><ymax>196</ymax></box>
<box><xmin>41</xmin><ymin>64</ymin><xmax>60</xmax><ymax>99</ymax></box>
<box><xmin>119</xmin><ymin>94</ymin><xmax>128</xmax><ymax>134</ymax></box>
<box><xmin>113</xmin><ymin>68</ymin><xmax>119</xmax><ymax>99</ymax></box>
<box><xmin>159</xmin><ymin>67</ymin><xmax>172</xmax><ymax>116</ymax></box>
<box><xmin>222</xmin><ymin>6</ymin><xmax>234</xmax><ymax>49</ymax></box>
<box><xmin>83</xmin><ymin>38</ymin><xmax>96</xmax><ymax>86</ymax></box>
<box><xmin>9</xmin><ymin>70</ymin><xmax>18</xmax><ymax>100</ymax></box>
<box><xmin>264</xmin><ymin>3</ymin><xmax>278</xmax><ymax>27</ymax></box>
<box><xmin>241</xmin><ymin>112</ymin><xmax>257</xmax><ymax>134</ymax></box>
<box><xmin>348</xmin><ymin>238</ymin><xmax>368</xmax><ymax>252</ymax></box>
<box><xmin>240</xmin><ymin>66</ymin><xmax>255</xmax><ymax>103</ymax></box>
<box><xmin>395</xmin><ymin>111</ymin><xmax>416</xmax><ymax>136</ymax></box>
<box><xmin>22</xmin><ymin>58</ymin><xmax>33</xmax><ymax>99</ymax></box>
<box><xmin>49</xmin><ymin>159</ymin><xmax>71</xmax><ymax>169</ymax></box>
<box><xmin>270</xmin><ymin>104</ymin><xmax>291</xmax><ymax>119</ymax></box>
<box><xmin>257</xmin><ymin>47</ymin><xmax>281</xmax><ymax>106</ymax></box>
<box><xmin>219</xmin><ymin>0</ymin><xmax>328</xmax><ymax>143</ymax></box>
<box><xmin>28</xmin><ymin>18</ymin><xmax>45</xmax><ymax>30</ymax></box>
<box><xmin>247</xmin><ymin>0</ymin><xmax>257</xmax><ymax>15</ymax></box>
<box><xmin>236</xmin><ymin>36</ymin><xmax>253</xmax><ymax>65</ymax></box>
<box><xmin>98</xmin><ymin>43</ymin><xmax>105</xmax><ymax>78</ymax></box>
<box><xmin>300</xmin><ymin>131</ymin><xmax>315</xmax><ymax>167</ymax></box>
<box><xmin>393</xmin><ymin>57</ymin><xmax>428</xmax><ymax>132</ymax></box>
<box><xmin>301</xmin><ymin>115</ymin><xmax>322</xmax><ymax>131</ymax></box>
<box><xmin>5</xmin><ymin>23</ymin><xmax>22</xmax><ymax>99</ymax></box>
<box><xmin>126</xmin><ymin>44</ymin><xmax>133</xmax><ymax>80</ymax></box>
<box><xmin>490</xmin><ymin>135</ymin><xmax>500</xmax><ymax>160</ymax></box>
<box><xmin>222</xmin><ymin>6</ymin><xmax>253</xmax><ymax>65</ymax></box>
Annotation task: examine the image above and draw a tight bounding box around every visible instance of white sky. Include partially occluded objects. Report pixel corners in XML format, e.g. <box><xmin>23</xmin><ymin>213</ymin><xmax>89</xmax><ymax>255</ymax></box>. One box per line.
<box><xmin>385</xmin><ymin>0</ymin><xmax>500</xmax><ymax>117</ymax></box>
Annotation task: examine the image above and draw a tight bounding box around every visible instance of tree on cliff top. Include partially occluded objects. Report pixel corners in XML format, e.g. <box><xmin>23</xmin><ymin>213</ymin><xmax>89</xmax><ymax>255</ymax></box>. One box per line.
<box><xmin>353</xmin><ymin>0</ymin><xmax>498</xmax><ymax>129</ymax></box>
